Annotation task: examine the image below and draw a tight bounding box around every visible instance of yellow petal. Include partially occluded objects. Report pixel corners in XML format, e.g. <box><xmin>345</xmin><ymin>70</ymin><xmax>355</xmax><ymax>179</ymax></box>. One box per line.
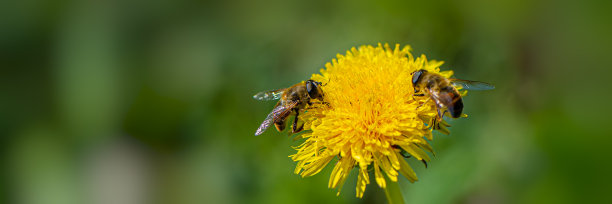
<box><xmin>397</xmin><ymin>152</ymin><xmax>418</xmax><ymax>182</ymax></box>
<box><xmin>374</xmin><ymin>161</ymin><xmax>386</xmax><ymax>188</ymax></box>
<box><xmin>285</xmin><ymin>43</ymin><xmax>460</xmax><ymax>198</ymax></box>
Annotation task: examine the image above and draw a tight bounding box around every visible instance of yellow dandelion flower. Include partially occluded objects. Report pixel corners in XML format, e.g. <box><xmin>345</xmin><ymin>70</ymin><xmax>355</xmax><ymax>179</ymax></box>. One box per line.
<box><xmin>291</xmin><ymin>43</ymin><xmax>457</xmax><ymax>198</ymax></box>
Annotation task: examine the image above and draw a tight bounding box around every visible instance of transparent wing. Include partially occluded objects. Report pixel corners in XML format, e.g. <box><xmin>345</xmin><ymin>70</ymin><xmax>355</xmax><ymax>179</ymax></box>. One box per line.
<box><xmin>450</xmin><ymin>79</ymin><xmax>495</xmax><ymax>90</ymax></box>
<box><xmin>255</xmin><ymin>100</ymin><xmax>298</xmax><ymax>136</ymax></box>
<box><xmin>253</xmin><ymin>89</ymin><xmax>286</xmax><ymax>101</ymax></box>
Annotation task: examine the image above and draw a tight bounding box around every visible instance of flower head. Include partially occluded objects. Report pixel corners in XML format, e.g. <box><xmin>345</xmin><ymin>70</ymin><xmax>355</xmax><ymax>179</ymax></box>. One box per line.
<box><xmin>291</xmin><ymin>43</ymin><xmax>457</xmax><ymax>197</ymax></box>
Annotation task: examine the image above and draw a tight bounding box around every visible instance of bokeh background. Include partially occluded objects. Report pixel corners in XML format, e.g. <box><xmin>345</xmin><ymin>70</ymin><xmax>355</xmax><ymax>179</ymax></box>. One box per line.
<box><xmin>2</xmin><ymin>0</ymin><xmax>612</xmax><ymax>203</ymax></box>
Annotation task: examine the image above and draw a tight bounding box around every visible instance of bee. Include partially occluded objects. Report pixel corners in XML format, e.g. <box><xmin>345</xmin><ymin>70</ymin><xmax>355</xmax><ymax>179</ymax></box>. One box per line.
<box><xmin>253</xmin><ymin>80</ymin><xmax>324</xmax><ymax>136</ymax></box>
<box><xmin>411</xmin><ymin>69</ymin><xmax>494</xmax><ymax>120</ymax></box>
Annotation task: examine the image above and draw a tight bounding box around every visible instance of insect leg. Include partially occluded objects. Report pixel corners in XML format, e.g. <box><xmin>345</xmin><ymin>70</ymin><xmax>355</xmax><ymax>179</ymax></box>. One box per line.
<box><xmin>417</xmin><ymin>98</ymin><xmax>431</xmax><ymax>109</ymax></box>
<box><xmin>436</xmin><ymin>108</ymin><xmax>443</xmax><ymax>122</ymax></box>
<box><xmin>292</xmin><ymin>109</ymin><xmax>304</xmax><ymax>133</ymax></box>
<box><xmin>310</xmin><ymin>101</ymin><xmax>331</xmax><ymax>107</ymax></box>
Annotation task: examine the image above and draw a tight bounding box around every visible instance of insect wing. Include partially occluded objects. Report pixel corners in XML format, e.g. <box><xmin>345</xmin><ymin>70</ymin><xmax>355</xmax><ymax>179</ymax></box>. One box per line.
<box><xmin>255</xmin><ymin>109</ymin><xmax>279</xmax><ymax>136</ymax></box>
<box><xmin>255</xmin><ymin>100</ymin><xmax>298</xmax><ymax>136</ymax></box>
<box><xmin>253</xmin><ymin>89</ymin><xmax>286</xmax><ymax>101</ymax></box>
<box><xmin>450</xmin><ymin>79</ymin><xmax>495</xmax><ymax>90</ymax></box>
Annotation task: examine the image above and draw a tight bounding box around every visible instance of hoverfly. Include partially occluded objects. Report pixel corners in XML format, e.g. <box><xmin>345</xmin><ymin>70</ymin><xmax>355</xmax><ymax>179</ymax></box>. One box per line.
<box><xmin>412</xmin><ymin>69</ymin><xmax>494</xmax><ymax>120</ymax></box>
<box><xmin>253</xmin><ymin>80</ymin><xmax>324</xmax><ymax>136</ymax></box>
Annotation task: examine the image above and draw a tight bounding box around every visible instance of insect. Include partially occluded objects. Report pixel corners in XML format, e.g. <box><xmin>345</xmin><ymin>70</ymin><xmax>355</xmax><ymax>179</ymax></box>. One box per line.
<box><xmin>411</xmin><ymin>69</ymin><xmax>494</xmax><ymax>120</ymax></box>
<box><xmin>253</xmin><ymin>80</ymin><xmax>325</xmax><ymax>136</ymax></box>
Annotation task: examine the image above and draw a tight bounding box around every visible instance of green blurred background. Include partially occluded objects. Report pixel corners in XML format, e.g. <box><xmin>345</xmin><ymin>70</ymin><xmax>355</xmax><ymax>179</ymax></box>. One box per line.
<box><xmin>2</xmin><ymin>0</ymin><xmax>612</xmax><ymax>203</ymax></box>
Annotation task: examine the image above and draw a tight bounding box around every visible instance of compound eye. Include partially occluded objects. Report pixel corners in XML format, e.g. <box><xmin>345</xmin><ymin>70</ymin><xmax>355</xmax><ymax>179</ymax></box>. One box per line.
<box><xmin>412</xmin><ymin>70</ymin><xmax>423</xmax><ymax>85</ymax></box>
<box><xmin>306</xmin><ymin>80</ymin><xmax>313</xmax><ymax>93</ymax></box>
<box><xmin>306</xmin><ymin>80</ymin><xmax>320</xmax><ymax>99</ymax></box>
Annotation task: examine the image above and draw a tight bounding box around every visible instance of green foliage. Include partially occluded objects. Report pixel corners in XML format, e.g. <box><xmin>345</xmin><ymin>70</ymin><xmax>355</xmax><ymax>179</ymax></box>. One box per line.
<box><xmin>2</xmin><ymin>0</ymin><xmax>612</xmax><ymax>203</ymax></box>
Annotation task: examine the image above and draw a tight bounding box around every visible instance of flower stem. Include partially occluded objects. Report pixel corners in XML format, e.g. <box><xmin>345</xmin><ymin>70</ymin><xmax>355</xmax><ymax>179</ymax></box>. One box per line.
<box><xmin>383</xmin><ymin>177</ymin><xmax>405</xmax><ymax>204</ymax></box>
